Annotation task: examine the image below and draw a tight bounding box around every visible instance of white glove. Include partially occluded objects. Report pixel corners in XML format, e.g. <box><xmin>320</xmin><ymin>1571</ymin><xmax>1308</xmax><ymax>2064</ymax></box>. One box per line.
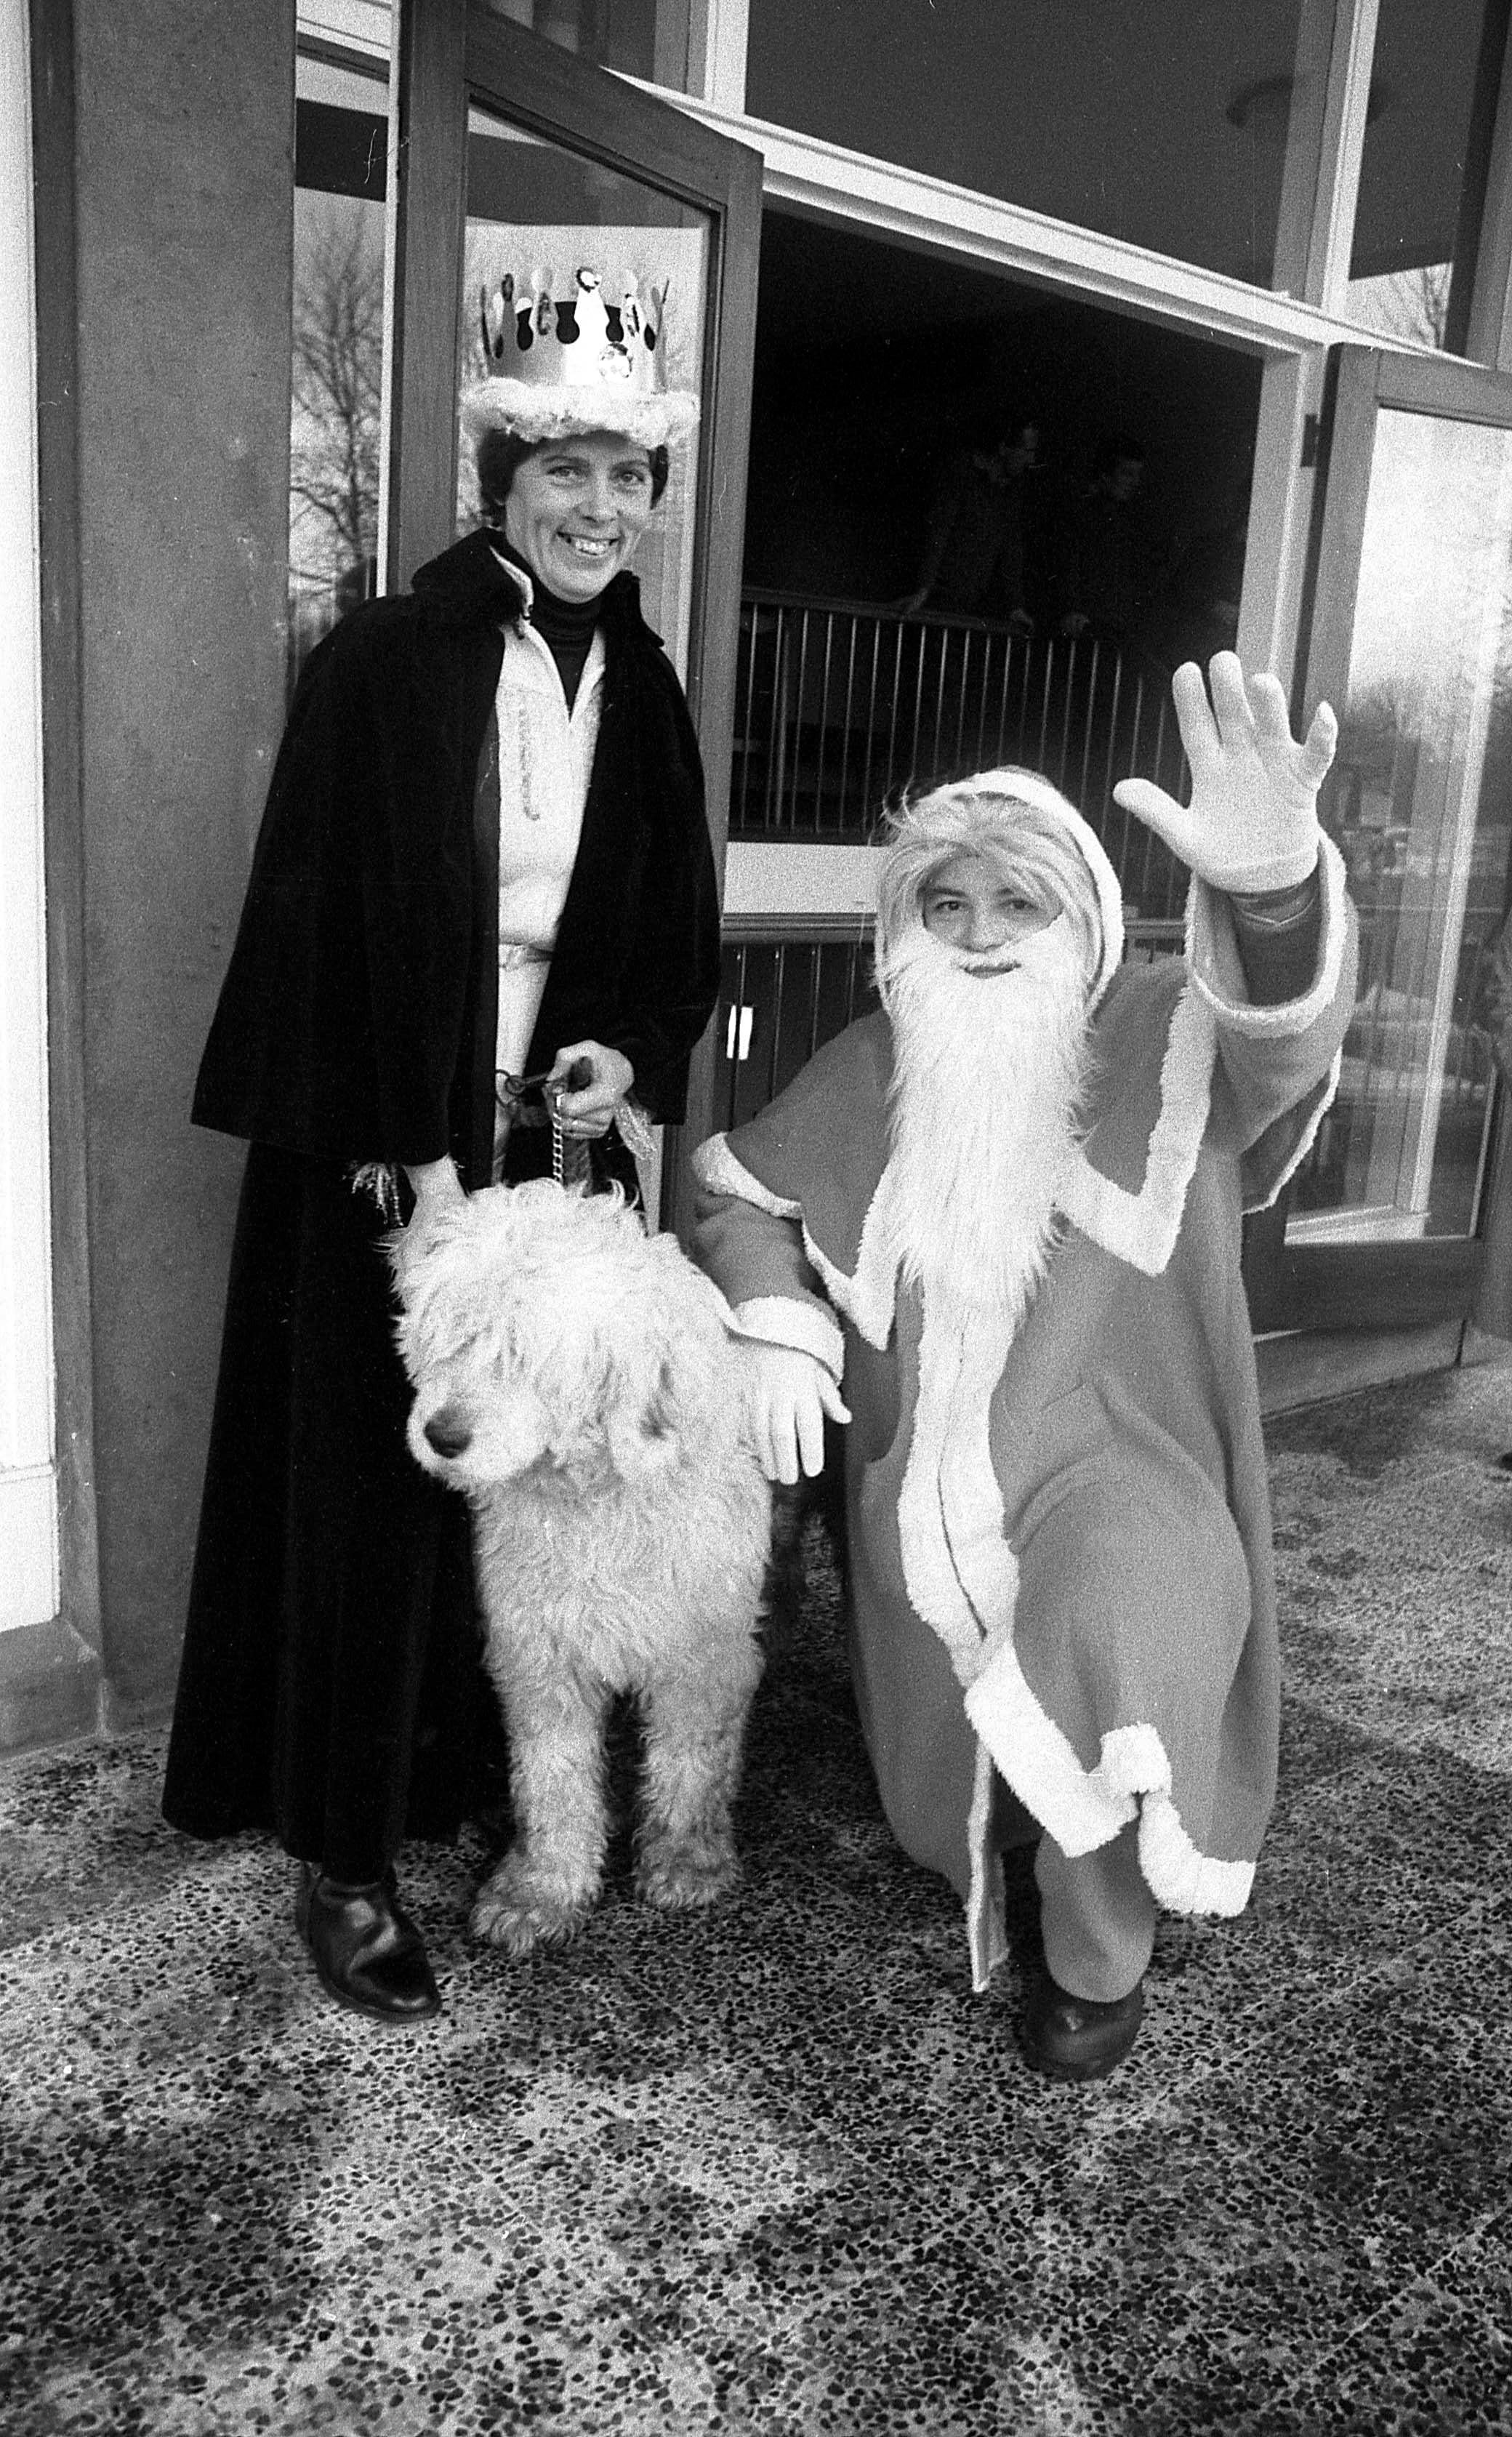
<box><xmin>1112</xmin><ymin>652</ymin><xmax>1338</xmax><ymax>894</ymax></box>
<box><xmin>741</xmin><ymin>1341</ymin><xmax>851</xmax><ymax>1485</ymax></box>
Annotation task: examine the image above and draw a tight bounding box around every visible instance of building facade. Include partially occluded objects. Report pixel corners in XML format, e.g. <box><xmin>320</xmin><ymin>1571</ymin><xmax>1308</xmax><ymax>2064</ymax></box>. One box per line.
<box><xmin>8</xmin><ymin>0</ymin><xmax>1512</xmax><ymax>1752</ymax></box>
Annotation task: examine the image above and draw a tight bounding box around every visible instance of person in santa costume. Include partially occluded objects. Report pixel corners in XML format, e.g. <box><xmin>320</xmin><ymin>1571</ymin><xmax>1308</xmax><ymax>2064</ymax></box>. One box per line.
<box><xmin>692</xmin><ymin>653</ymin><xmax>1357</xmax><ymax>2081</ymax></box>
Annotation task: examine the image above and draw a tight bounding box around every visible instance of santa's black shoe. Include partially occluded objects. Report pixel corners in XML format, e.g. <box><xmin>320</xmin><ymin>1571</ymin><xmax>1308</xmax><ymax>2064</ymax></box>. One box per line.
<box><xmin>1020</xmin><ymin>1970</ymin><xmax>1143</xmax><ymax>2081</ymax></box>
<box><xmin>296</xmin><ymin>1868</ymin><xmax>441</xmax><ymax>2024</ymax></box>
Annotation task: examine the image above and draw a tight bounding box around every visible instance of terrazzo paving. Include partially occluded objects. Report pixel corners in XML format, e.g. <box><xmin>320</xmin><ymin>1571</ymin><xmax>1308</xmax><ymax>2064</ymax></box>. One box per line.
<box><xmin>6</xmin><ymin>1360</ymin><xmax>1512</xmax><ymax>2433</ymax></box>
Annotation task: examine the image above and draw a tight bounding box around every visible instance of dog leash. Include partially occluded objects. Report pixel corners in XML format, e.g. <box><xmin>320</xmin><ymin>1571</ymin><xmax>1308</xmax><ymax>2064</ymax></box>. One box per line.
<box><xmin>551</xmin><ymin>1113</ymin><xmax>591</xmax><ymax>1192</ymax></box>
<box><xmin>500</xmin><ymin>1061</ymin><xmax>594</xmax><ymax>1190</ymax></box>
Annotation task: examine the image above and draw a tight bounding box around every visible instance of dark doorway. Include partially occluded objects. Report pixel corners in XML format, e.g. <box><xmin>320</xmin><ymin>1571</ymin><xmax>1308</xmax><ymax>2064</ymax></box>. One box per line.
<box><xmin>744</xmin><ymin>208</ymin><xmax>1263</xmax><ymax>638</ymax></box>
<box><xmin>733</xmin><ymin>211</ymin><xmax>1266</xmax><ymax>907</ymax></box>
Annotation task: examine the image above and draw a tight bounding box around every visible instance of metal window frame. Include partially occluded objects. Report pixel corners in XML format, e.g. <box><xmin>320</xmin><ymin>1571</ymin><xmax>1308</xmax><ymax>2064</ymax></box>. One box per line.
<box><xmin>379</xmin><ymin>0</ymin><xmax>762</xmax><ymax>1236</ymax></box>
<box><xmin>681</xmin><ymin>0</ymin><xmax>1512</xmax><ymax>357</ymax></box>
<box><xmin>356</xmin><ymin>0</ymin><xmax>1512</xmax><ymax>680</ymax></box>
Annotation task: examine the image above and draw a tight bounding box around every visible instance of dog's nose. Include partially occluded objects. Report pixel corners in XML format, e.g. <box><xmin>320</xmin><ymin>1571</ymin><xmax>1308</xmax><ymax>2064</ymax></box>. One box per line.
<box><xmin>423</xmin><ymin>1407</ymin><xmax>472</xmax><ymax>1460</ymax></box>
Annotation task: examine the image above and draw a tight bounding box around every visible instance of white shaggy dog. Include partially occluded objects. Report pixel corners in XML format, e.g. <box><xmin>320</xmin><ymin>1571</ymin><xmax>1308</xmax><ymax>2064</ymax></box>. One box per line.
<box><xmin>390</xmin><ymin>1181</ymin><xmax>771</xmax><ymax>1956</ymax></box>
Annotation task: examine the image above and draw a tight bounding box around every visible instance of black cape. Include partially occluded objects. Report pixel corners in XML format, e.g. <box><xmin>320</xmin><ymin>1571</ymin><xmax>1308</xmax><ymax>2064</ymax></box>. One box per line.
<box><xmin>193</xmin><ymin>530</ymin><xmax>720</xmax><ymax>1183</ymax></box>
<box><xmin>163</xmin><ymin>536</ymin><xmax>720</xmax><ymax>1872</ymax></box>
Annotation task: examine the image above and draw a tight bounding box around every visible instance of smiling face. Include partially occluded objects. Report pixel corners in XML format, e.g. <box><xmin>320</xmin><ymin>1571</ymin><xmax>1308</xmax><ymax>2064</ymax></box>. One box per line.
<box><xmin>502</xmin><ymin>430</ymin><xmax>658</xmax><ymax>601</ymax></box>
<box><xmin>919</xmin><ymin>851</ymin><xmax>1058</xmax><ymax>971</ymax></box>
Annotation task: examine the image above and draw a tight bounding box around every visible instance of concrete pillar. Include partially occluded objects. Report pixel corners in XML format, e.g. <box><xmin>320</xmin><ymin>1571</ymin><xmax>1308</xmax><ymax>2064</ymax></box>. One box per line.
<box><xmin>71</xmin><ymin>0</ymin><xmax>294</xmax><ymax>1715</ymax></box>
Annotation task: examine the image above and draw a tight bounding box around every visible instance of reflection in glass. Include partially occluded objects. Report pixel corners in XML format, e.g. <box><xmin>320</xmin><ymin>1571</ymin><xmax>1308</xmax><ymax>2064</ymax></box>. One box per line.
<box><xmin>289</xmin><ymin>47</ymin><xmax>387</xmax><ymax>694</ymax></box>
<box><xmin>483</xmin><ymin>0</ymin><xmax>691</xmax><ymax>87</ymax></box>
<box><xmin>1345</xmin><ymin>0</ymin><xmax>1506</xmax><ymax>356</ymax></box>
<box><xmin>1290</xmin><ymin>409</ymin><xmax>1512</xmax><ymax>1244</ymax></box>
<box><xmin>745</xmin><ymin>0</ymin><xmax>1311</xmax><ymax>288</ymax></box>
<box><xmin>457</xmin><ymin>108</ymin><xmax>709</xmax><ymax>675</ymax></box>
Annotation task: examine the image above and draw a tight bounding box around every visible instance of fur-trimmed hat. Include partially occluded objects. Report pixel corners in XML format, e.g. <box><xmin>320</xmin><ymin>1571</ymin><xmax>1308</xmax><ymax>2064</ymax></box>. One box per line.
<box><xmin>460</xmin><ymin>266</ymin><xmax>700</xmax><ymax>451</ymax></box>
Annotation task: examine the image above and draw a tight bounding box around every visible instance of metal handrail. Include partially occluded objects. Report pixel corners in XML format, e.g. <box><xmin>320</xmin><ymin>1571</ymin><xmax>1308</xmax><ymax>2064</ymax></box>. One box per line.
<box><xmin>741</xmin><ymin>582</ymin><xmax>1008</xmax><ymax>626</ymax></box>
<box><xmin>730</xmin><ymin>590</ymin><xmax>1192</xmax><ymax>923</ymax></box>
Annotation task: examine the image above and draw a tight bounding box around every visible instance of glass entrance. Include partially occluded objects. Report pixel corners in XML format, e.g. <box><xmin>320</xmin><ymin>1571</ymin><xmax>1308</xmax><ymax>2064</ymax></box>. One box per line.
<box><xmin>1244</xmin><ymin>345</ymin><xmax>1512</xmax><ymax>1332</ymax></box>
<box><xmin>385</xmin><ymin>1</ymin><xmax>760</xmax><ymax>1227</ymax></box>
<box><xmin>1292</xmin><ymin>356</ymin><xmax>1512</xmax><ymax>1253</ymax></box>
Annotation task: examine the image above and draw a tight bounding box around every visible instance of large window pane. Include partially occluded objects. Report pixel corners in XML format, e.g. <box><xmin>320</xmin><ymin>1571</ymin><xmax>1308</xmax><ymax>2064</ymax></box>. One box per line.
<box><xmin>1291</xmin><ymin>408</ymin><xmax>1512</xmax><ymax>1244</ymax></box>
<box><xmin>1345</xmin><ymin>0</ymin><xmax>1510</xmax><ymax>356</ymax></box>
<box><xmin>289</xmin><ymin>48</ymin><xmax>387</xmax><ymax>691</ymax></box>
<box><xmin>745</xmin><ymin>0</ymin><xmax>1314</xmax><ymax>287</ymax></box>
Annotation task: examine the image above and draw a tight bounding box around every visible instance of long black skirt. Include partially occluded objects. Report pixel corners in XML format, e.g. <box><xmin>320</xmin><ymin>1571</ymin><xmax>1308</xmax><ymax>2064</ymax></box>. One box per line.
<box><xmin>161</xmin><ymin>1147</ymin><xmax>491</xmax><ymax>1879</ymax></box>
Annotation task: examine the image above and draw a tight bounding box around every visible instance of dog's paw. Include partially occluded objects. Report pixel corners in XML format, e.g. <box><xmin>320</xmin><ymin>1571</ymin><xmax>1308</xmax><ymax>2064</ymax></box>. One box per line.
<box><xmin>470</xmin><ymin>1864</ymin><xmax>591</xmax><ymax>1956</ymax></box>
<box><xmin>635</xmin><ymin>1835</ymin><xmax>739</xmax><ymax>1914</ymax></box>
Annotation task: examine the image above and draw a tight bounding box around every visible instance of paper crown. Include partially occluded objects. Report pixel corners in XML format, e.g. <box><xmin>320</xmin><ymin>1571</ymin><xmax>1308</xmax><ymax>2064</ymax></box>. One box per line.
<box><xmin>459</xmin><ymin>266</ymin><xmax>701</xmax><ymax>450</ymax></box>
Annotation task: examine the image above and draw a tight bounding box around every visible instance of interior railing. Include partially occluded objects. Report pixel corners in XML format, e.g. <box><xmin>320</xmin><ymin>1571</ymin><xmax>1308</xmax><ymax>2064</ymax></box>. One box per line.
<box><xmin>731</xmin><ymin>587</ymin><xmax>1192</xmax><ymax>923</ymax></box>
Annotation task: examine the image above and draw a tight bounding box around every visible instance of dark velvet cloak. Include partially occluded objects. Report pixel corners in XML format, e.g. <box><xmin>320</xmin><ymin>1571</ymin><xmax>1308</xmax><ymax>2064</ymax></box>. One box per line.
<box><xmin>163</xmin><ymin>535</ymin><xmax>719</xmax><ymax>1873</ymax></box>
<box><xmin>192</xmin><ymin>530</ymin><xmax>720</xmax><ymax>1179</ymax></box>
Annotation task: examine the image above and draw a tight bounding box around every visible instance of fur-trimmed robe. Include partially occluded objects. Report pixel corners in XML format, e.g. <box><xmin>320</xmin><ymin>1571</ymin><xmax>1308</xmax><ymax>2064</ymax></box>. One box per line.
<box><xmin>693</xmin><ymin>844</ymin><xmax>1358</xmax><ymax>1988</ymax></box>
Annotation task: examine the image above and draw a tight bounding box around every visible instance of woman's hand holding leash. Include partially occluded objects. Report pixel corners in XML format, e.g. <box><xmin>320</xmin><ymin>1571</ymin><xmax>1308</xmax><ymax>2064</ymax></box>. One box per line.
<box><xmin>1112</xmin><ymin>651</ymin><xmax>1337</xmax><ymax>894</ymax></box>
<box><xmin>548</xmin><ymin>1041</ymin><xmax>635</xmax><ymax>1139</ymax></box>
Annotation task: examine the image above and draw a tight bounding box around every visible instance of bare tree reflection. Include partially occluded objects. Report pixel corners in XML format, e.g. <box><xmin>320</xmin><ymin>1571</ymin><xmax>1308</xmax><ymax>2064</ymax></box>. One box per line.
<box><xmin>289</xmin><ymin>203</ymin><xmax>382</xmax><ymax>687</ymax></box>
<box><xmin>1347</xmin><ymin>262</ymin><xmax>1452</xmax><ymax>350</ymax></box>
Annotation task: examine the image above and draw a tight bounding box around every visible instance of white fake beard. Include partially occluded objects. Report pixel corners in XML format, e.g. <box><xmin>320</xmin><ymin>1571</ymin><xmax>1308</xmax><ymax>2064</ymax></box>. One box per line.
<box><xmin>880</xmin><ymin>916</ymin><xmax>1092</xmax><ymax>1334</ymax></box>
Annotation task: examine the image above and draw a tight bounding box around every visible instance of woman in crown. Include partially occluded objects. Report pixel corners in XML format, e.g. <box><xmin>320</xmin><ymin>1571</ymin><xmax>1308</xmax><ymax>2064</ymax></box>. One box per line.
<box><xmin>162</xmin><ymin>269</ymin><xmax>720</xmax><ymax>2025</ymax></box>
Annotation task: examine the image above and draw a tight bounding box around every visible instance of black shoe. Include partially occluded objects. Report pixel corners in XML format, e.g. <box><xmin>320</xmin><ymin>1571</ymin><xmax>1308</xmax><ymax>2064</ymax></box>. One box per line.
<box><xmin>295</xmin><ymin>1868</ymin><xmax>441</xmax><ymax>2024</ymax></box>
<box><xmin>1020</xmin><ymin>1970</ymin><xmax>1143</xmax><ymax>2081</ymax></box>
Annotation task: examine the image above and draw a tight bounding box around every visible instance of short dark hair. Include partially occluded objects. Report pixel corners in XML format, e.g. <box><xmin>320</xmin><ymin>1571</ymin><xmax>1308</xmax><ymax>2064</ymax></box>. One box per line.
<box><xmin>475</xmin><ymin>428</ymin><xmax>671</xmax><ymax>522</ymax></box>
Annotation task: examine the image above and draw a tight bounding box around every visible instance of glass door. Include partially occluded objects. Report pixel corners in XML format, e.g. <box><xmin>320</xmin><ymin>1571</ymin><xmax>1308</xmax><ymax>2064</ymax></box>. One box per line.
<box><xmin>385</xmin><ymin>1</ymin><xmax>762</xmax><ymax>1229</ymax></box>
<box><xmin>1246</xmin><ymin>344</ymin><xmax>1512</xmax><ymax>1331</ymax></box>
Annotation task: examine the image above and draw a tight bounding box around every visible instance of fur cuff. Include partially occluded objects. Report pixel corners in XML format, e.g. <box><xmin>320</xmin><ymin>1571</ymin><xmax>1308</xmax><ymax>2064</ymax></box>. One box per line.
<box><xmin>1187</xmin><ymin>832</ymin><xmax>1349</xmax><ymax>1037</ymax></box>
<box><xmin>693</xmin><ymin>1133</ymin><xmax>803</xmax><ymax>1220</ymax></box>
<box><xmin>727</xmin><ymin>1295</ymin><xmax>845</xmax><ymax>1379</ymax></box>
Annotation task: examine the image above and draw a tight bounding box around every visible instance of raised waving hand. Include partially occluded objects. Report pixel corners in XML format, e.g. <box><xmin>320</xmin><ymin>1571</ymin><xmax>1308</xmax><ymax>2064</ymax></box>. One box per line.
<box><xmin>1112</xmin><ymin>651</ymin><xmax>1337</xmax><ymax>894</ymax></box>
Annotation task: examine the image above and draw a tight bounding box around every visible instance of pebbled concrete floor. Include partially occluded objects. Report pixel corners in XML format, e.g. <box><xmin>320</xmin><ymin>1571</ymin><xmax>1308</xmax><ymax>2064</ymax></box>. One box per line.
<box><xmin>4</xmin><ymin>1361</ymin><xmax>1512</xmax><ymax>2434</ymax></box>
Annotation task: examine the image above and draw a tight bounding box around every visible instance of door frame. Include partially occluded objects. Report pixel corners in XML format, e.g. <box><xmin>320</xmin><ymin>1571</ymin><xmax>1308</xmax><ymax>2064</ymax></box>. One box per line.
<box><xmin>384</xmin><ymin>0</ymin><xmax>763</xmax><ymax>1231</ymax></box>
